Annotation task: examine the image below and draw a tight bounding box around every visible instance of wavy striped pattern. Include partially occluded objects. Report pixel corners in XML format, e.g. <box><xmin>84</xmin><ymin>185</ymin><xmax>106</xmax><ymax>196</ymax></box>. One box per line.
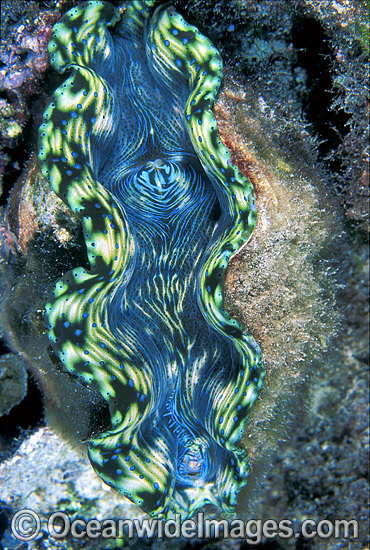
<box><xmin>38</xmin><ymin>0</ymin><xmax>265</xmax><ymax>517</ymax></box>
